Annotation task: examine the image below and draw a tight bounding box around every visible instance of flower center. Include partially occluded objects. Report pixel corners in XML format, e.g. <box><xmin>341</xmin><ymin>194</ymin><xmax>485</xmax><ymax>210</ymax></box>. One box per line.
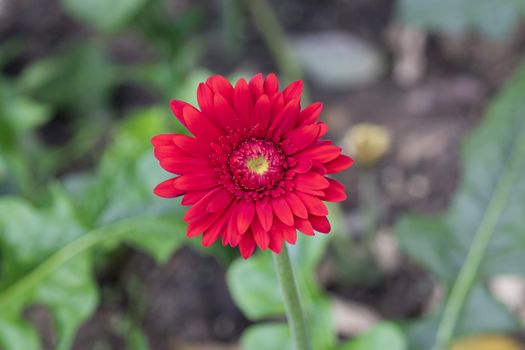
<box><xmin>246</xmin><ymin>155</ymin><xmax>269</xmax><ymax>174</ymax></box>
<box><xmin>229</xmin><ymin>138</ymin><xmax>285</xmax><ymax>191</ymax></box>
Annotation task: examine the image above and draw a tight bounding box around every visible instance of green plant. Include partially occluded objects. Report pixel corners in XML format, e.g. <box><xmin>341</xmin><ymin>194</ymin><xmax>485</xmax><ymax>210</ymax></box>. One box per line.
<box><xmin>396</xmin><ymin>64</ymin><xmax>525</xmax><ymax>349</ymax></box>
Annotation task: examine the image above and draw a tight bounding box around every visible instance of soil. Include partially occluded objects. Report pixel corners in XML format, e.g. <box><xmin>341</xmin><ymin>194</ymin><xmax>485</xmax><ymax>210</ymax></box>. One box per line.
<box><xmin>3</xmin><ymin>0</ymin><xmax>525</xmax><ymax>349</ymax></box>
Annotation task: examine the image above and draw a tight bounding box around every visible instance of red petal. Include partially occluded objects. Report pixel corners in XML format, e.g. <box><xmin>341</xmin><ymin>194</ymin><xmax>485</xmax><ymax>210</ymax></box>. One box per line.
<box><xmin>206</xmin><ymin>75</ymin><xmax>234</xmax><ymax>102</ymax></box>
<box><xmin>283</xmin><ymin>124</ymin><xmax>320</xmax><ymax>154</ymax></box>
<box><xmin>223</xmin><ymin>203</ymin><xmax>240</xmax><ymax>246</ymax></box>
<box><xmin>234</xmin><ymin>78</ymin><xmax>253</xmax><ymax>122</ymax></box>
<box><xmin>295</xmin><ymin>218</ymin><xmax>314</xmax><ymax>236</ymax></box>
<box><xmin>300</xmin><ymin>102</ymin><xmax>323</xmax><ymax>124</ymax></box>
<box><xmin>174</xmin><ymin>173</ymin><xmax>218</xmax><ymax>191</ymax></box>
<box><xmin>172</xmin><ymin>134</ymin><xmax>209</xmax><ymax>158</ymax></box>
<box><xmin>292</xmin><ymin>158</ymin><xmax>313</xmax><ymax>174</ymax></box>
<box><xmin>322</xmin><ymin>179</ymin><xmax>347</xmax><ymax>202</ymax></box>
<box><xmin>202</xmin><ymin>210</ymin><xmax>230</xmax><ymax>246</ymax></box>
<box><xmin>252</xmin><ymin>217</ymin><xmax>270</xmax><ymax>249</ymax></box>
<box><xmin>295</xmin><ymin>172</ymin><xmax>330</xmax><ymax>190</ymax></box>
<box><xmin>239</xmin><ymin>234</ymin><xmax>256</xmax><ymax>259</ymax></box>
<box><xmin>310</xmin><ymin>215</ymin><xmax>331</xmax><ymax>233</ymax></box>
<box><xmin>154</xmin><ymin>145</ymin><xmax>189</xmax><ymax>159</ymax></box>
<box><xmin>264</xmin><ymin>73</ymin><xmax>279</xmax><ymax>96</ymax></box>
<box><xmin>274</xmin><ymin>220</ymin><xmax>297</xmax><ymax>244</ymax></box>
<box><xmin>151</xmin><ymin>134</ymin><xmax>175</xmax><ymax>147</ymax></box>
<box><xmin>237</xmin><ymin>200</ymin><xmax>255</xmax><ymax>234</ymax></box>
<box><xmin>271</xmin><ymin>98</ymin><xmax>300</xmax><ymax>134</ymax></box>
<box><xmin>249</xmin><ymin>73</ymin><xmax>264</xmax><ymax>102</ymax></box>
<box><xmin>181</xmin><ymin>190</ymin><xmax>208</xmax><ymax>205</ymax></box>
<box><xmin>325</xmin><ymin>155</ymin><xmax>354</xmax><ymax>174</ymax></box>
<box><xmin>170</xmin><ymin>100</ymin><xmax>191</xmax><ymax>127</ymax></box>
<box><xmin>252</xmin><ymin>95</ymin><xmax>271</xmax><ymax>129</ymax></box>
<box><xmin>159</xmin><ymin>157</ymin><xmax>212</xmax><ymax>174</ymax></box>
<box><xmin>186</xmin><ymin>209</ymin><xmax>224</xmax><ymax>238</ymax></box>
<box><xmin>296</xmin><ymin>192</ymin><xmax>329</xmax><ymax>216</ymax></box>
<box><xmin>283</xmin><ymin>80</ymin><xmax>303</xmax><ymax>101</ymax></box>
<box><xmin>197</xmin><ymin>83</ymin><xmax>215</xmax><ymax>115</ymax></box>
<box><xmin>214</xmin><ymin>93</ymin><xmax>238</xmax><ymax>129</ymax></box>
<box><xmin>271</xmin><ymin>197</ymin><xmax>294</xmax><ymax>226</ymax></box>
<box><xmin>268</xmin><ymin>228</ymin><xmax>283</xmax><ymax>254</ymax></box>
<box><xmin>207</xmin><ymin>190</ymin><xmax>234</xmax><ymax>212</ymax></box>
<box><xmin>184</xmin><ymin>187</ymin><xmax>222</xmax><ymax>221</ymax></box>
<box><xmin>295</xmin><ymin>144</ymin><xmax>341</xmax><ymax>164</ymax></box>
<box><xmin>317</xmin><ymin>122</ymin><xmax>328</xmax><ymax>138</ymax></box>
<box><xmin>284</xmin><ymin>192</ymin><xmax>308</xmax><ymax>219</ymax></box>
<box><xmin>183</xmin><ymin>105</ymin><xmax>221</xmax><ymax>142</ymax></box>
<box><xmin>153</xmin><ymin>178</ymin><xmax>185</xmax><ymax>198</ymax></box>
<box><xmin>256</xmin><ymin>200</ymin><xmax>273</xmax><ymax>231</ymax></box>
<box><xmin>269</xmin><ymin>93</ymin><xmax>284</xmax><ymax>123</ymax></box>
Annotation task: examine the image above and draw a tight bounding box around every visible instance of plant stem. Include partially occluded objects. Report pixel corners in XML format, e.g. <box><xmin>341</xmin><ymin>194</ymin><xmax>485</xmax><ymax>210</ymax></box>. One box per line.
<box><xmin>272</xmin><ymin>244</ymin><xmax>311</xmax><ymax>350</ymax></box>
<box><xmin>432</xmin><ymin>125</ymin><xmax>525</xmax><ymax>350</ymax></box>
<box><xmin>243</xmin><ymin>0</ymin><xmax>306</xmax><ymax>89</ymax></box>
<box><xmin>359</xmin><ymin>168</ymin><xmax>378</xmax><ymax>253</ymax></box>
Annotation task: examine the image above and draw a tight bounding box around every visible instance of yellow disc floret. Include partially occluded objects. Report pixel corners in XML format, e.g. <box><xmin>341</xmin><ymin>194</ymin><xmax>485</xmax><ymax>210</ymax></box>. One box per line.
<box><xmin>247</xmin><ymin>155</ymin><xmax>269</xmax><ymax>174</ymax></box>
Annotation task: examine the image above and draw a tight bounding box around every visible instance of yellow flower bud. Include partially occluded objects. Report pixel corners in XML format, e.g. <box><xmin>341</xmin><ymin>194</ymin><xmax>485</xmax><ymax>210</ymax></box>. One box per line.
<box><xmin>451</xmin><ymin>335</ymin><xmax>523</xmax><ymax>350</ymax></box>
<box><xmin>343</xmin><ymin>123</ymin><xmax>391</xmax><ymax>167</ymax></box>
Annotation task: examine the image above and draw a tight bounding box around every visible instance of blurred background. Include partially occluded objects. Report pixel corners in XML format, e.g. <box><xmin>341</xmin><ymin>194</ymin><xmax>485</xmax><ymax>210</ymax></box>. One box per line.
<box><xmin>1</xmin><ymin>0</ymin><xmax>525</xmax><ymax>349</ymax></box>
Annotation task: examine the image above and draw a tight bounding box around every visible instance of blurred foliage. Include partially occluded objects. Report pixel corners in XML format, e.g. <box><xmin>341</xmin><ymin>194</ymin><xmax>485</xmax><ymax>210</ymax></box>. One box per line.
<box><xmin>61</xmin><ymin>0</ymin><xmax>148</xmax><ymax>32</ymax></box>
<box><xmin>399</xmin><ymin>0</ymin><xmax>525</xmax><ymax>39</ymax></box>
<box><xmin>396</xmin><ymin>64</ymin><xmax>525</xmax><ymax>349</ymax></box>
<box><xmin>0</xmin><ymin>109</ymin><xmax>188</xmax><ymax>350</ymax></box>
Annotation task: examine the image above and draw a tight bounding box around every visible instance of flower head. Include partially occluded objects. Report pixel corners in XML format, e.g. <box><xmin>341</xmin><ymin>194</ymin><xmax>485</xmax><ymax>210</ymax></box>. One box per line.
<box><xmin>152</xmin><ymin>74</ymin><xmax>353</xmax><ymax>258</ymax></box>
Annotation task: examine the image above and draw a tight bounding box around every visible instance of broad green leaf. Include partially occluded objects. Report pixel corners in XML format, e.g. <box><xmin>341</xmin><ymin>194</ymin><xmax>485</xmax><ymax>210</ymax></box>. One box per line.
<box><xmin>239</xmin><ymin>299</ymin><xmax>334</xmax><ymax>350</ymax></box>
<box><xmin>398</xmin><ymin>0</ymin><xmax>525</xmax><ymax>39</ymax></box>
<box><xmin>61</xmin><ymin>0</ymin><xmax>147</xmax><ymax>32</ymax></box>
<box><xmin>241</xmin><ymin>323</ymin><xmax>292</xmax><ymax>350</ymax></box>
<box><xmin>397</xmin><ymin>65</ymin><xmax>525</xmax><ymax>344</ymax></box>
<box><xmin>0</xmin><ymin>196</ymin><xmax>185</xmax><ymax>350</ymax></box>
<box><xmin>0</xmin><ymin>198</ymin><xmax>98</xmax><ymax>350</ymax></box>
<box><xmin>340</xmin><ymin>322</ymin><xmax>407</xmax><ymax>350</ymax></box>
<box><xmin>227</xmin><ymin>232</ymin><xmax>332</xmax><ymax>319</ymax></box>
<box><xmin>63</xmin><ymin>107</ymin><xmax>187</xmax><ymax>262</ymax></box>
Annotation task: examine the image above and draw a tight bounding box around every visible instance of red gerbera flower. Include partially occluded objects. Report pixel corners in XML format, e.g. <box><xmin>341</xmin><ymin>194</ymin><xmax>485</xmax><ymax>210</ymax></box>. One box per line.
<box><xmin>152</xmin><ymin>73</ymin><xmax>353</xmax><ymax>258</ymax></box>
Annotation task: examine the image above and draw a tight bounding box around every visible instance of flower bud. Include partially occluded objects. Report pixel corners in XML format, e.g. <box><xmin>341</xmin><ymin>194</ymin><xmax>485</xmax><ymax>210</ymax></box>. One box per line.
<box><xmin>343</xmin><ymin>123</ymin><xmax>391</xmax><ymax>167</ymax></box>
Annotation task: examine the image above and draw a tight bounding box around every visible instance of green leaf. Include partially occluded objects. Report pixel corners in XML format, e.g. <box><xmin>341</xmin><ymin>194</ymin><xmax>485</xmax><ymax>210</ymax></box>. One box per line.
<box><xmin>239</xmin><ymin>299</ymin><xmax>334</xmax><ymax>350</ymax></box>
<box><xmin>0</xmin><ymin>197</ymin><xmax>185</xmax><ymax>350</ymax></box>
<box><xmin>341</xmin><ymin>322</ymin><xmax>407</xmax><ymax>350</ymax></box>
<box><xmin>61</xmin><ymin>0</ymin><xmax>148</xmax><ymax>32</ymax></box>
<box><xmin>396</xmin><ymin>64</ymin><xmax>525</xmax><ymax>344</ymax></box>
<box><xmin>0</xmin><ymin>198</ymin><xmax>98</xmax><ymax>350</ymax></box>
<box><xmin>17</xmin><ymin>44</ymin><xmax>114</xmax><ymax>112</ymax></box>
<box><xmin>227</xmin><ymin>232</ymin><xmax>332</xmax><ymax>319</ymax></box>
<box><xmin>398</xmin><ymin>0</ymin><xmax>525</xmax><ymax>39</ymax></box>
<box><xmin>241</xmin><ymin>323</ymin><xmax>292</xmax><ymax>350</ymax></box>
<box><xmin>63</xmin><ymin>107</ymin><xmax>187</xmax><ymax>262</ymax></box>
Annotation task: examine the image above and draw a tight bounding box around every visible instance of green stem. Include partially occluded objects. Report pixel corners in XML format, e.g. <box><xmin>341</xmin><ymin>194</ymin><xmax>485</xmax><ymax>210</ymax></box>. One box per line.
<box><xmin>0</xmin><ymin>218</ymin><xmax>143</xmax><ymax>307</ymax></box>
<box><xmin>243</xmin><ymin>0</ymin><xmax>305</xmax><ymax>88</ymax></box>
<box><xmin>359</xmin><ymin>168</ymin><xmax>378</xmax><ymax>253</ymax></box>
<box><xmin>432</xmin><ymin>124</ymin><xmax>525</xmax><ymax>350</ymax></box>
<box><xmin>272</xmin><ymin>244</ymin><xmax>311</xmax><ymax>350</ymax></box>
